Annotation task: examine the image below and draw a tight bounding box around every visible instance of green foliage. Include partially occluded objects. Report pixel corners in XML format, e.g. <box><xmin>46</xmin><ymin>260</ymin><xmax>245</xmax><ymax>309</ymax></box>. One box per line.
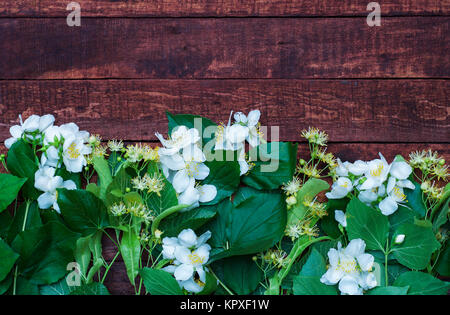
<box><xmin>6</xmin><ymin>140</ymin><xmax>39</xmax><ymax>199</ymax></box>
<box><xmin>145</xmin><ymin>177</ymin><xmax>178</xmax><ymax>215</ymax></box>
<box><xmin>0</xmin><ymin>174</ymin><xmax>26</xmax><ymax>213</ymax></box>
<box><xmin>0</xmin><ymin>238</ymin><xmax>19</xmax><ymax>282</ymax></box>
<box><xmin>58</xmin><ymin>189</ymin><xmax>110</xmax><ymax>236</ymax></box>
<box><xmin>287</xmin><ymin>178</ymin><xmax>329</xmax><ymax>227</ymax></box>
<box><xmin>391</xmin><ymin>222</ymin><xmax>440</xmax><ymax>270</ymax></box>
<box><xmin>11</xmin><ymin>221</ymin><xmax>80</xmax><ymax>285</ymax></box>
<box><xmin>120</xmin><ymin>229</ymin><xmax>141</xmax><ymax>285</ymax></box>
<box><xmin>69</xmin><ymin>282</ymin><xmax>110</xmax><ymax>295</ymax></box>
<box><xmin>366</xmin><ymin>286</ymin><xmax>409</xmax><ymax>295</ymax></box>
<box><xmin>243</xmin><ymin>142</ymin><xmax>298</xmax><ymax>190</ymax></box>
<box><xmin>202</xmin><ymin>157</ymin><xmax>241</xmax><ymax>205</ymax></box>
<box><xmin>292</xmin><ymin>249</ymin><xmax>338</xmax><ymax>295</ymax></box>
<box><xmin>92</xmin><ymin>156</ymin><xmax>113</xmax><ymax>200</ymax></box>
<box><xmin>404</xmin><ymin>181</ymin><xmax>427</xmax><ymax>217</ymax></box>
<box><xmin>393</xmin><ymin>271</ymin><xmax>450</xmax><ymax>295</ymax></box>
<box><xmin>159</xmin><ymin>205</ymin><xmax>217</xmax><ymax>237</ymax></box>
<box><xmin>206</xmin><ymin>187</ymin><xmax>286</xmax><ymax>261</ymax></box>
<box><xmin>212</xmin><ymin>255</ymin><xmax>262</xmax><ymax>295</ymax></box>
<box><xmin>346</xmin><ymin>198</ymin><xmax>389</xmax><ymax>251</ymax></box>
<box><xmin>140</xmin><ymin>268</ymin><xmax>183</xmax><ymax>295</ymax></box>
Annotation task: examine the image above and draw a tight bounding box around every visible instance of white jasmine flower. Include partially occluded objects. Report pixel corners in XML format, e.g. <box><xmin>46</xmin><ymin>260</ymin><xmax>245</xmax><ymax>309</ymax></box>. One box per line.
<box><xmin>162</xmin><ymin>229</ymin><xmax>212</xmax><ymax>293</ymax></box>
<box><xmin>34</xmin><ymin>166</ymin><xmax>76</xmax><ymax>212</ymax></box>
<box><xmin>59</xmin><ymin>123</ymin><xmax>92</xmax><ymax>173</ymax></box>
<box><xmin>233</xmin><ymin>109</ymin><xmax>261</xmax><ymax>147</ymax></box>
<box><xmin>347</xmin><ymin>160</ymin><xmax>368</xmax><ymax>176</ymax></box>
<box><xmin>177</xmin><ymin>178</ymin><xmax>217</xmax><ymax>211</ymax></box>
<box><xmin>335</xmin><ymin>159</ymin><xmax>349</xmax><ymax>177</ymax></box>
<box><xmin>395</xmin><ymin>234</ymin><xmax>405</xmax><ymax>244</ymax></box>
<box><xmin>334</xmin><ymin>210</ymin><xmax>347</xmax><ymax>227</ymax></box>
<box><xmin>156</xmin><ymin>126</ymin><xmax>200</xmax><ymax>156</ymax></box>
<box><xmin>359</xmin><ymin>153</ymin><xmax>390</xmax><ymax>190</ymax></box>
<box><xmin>5</xmin><ymin>114</ymin><xmax>55</xmax><ymax>148</ymax></box>
<box><xmin>321</xmin><ymin>239</ymin><xmax>377</xmax><ymax>295</ymax></box>
<box><xmin>326</xmin><ymin>177</ymin><xmax>353</xmax><ymax>199</ymax></box>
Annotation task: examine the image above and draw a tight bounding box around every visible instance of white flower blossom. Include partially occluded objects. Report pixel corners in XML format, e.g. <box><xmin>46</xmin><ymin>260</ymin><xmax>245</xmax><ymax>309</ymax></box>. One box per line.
<box><xmin>326</xmin><ymin>177</ymin><xmax>353</xmax><ymax>199</ymax></box>
<box><xmin>321</xmin><ymin>239</ymin><xmax>377</xmax><ymax>295</ymax></box>
<box><xmin>162</xmin><ymin>229</ymin><xmax>212</xmax><ymax>293</ymax></box>
<box><xmin>34</xmin><ymin>166</ymin><xmax>76</xmax><ymax>212</ymax></box>
<box><xmin>5</xmin><ymin>114</ymin><xmax>55</xmax><ymax>149</ymax></box>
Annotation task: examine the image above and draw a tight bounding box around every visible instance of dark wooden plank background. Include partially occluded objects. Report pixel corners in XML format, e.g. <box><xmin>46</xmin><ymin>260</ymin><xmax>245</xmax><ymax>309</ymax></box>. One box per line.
<box><xmin>0</xmin><ymin>0</ymin><xmax>448</xmax><ymax>294</ymax></box>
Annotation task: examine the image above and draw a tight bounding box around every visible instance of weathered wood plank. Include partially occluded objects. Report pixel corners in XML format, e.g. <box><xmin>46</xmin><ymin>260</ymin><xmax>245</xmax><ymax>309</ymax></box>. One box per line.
<box><xmin>1</xmin><ymin>80</ymin><xmax>448</xmax><ymax>143</ymax></box>
<box><xmin>0</xmin><ymin>0</ymin><xmax>448</xmax><ymax>17</ymax></box>
<box><xmin>0</xmin><ymin>18</ymin><xmax>448</xmax><ymax>79</ymax></box>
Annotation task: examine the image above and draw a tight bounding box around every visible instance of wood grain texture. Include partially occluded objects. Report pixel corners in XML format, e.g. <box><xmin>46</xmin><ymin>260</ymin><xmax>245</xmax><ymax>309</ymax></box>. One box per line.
<box><xmin>0</xmin><ymin>0</ymin><xmax>449</xmax><ymax>17</ymax></box>
<box><xmin>0</xmin><ymin>17</ymin><xmax>448</xmax><ymax>79</ymax></box>
<box><xmin>1</xmin><ymin>80</ymin><xmax>448</xmax><ymax>143</ymax></box>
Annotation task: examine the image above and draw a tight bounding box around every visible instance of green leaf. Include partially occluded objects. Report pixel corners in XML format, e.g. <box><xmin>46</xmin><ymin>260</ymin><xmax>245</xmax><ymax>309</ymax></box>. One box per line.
<box><xmin>145</xmin><ymin>177</ymin><xmax>178</xmax><ymax>215</ymax></box>
<box><xmin>389</xmin><ymin>205</ymin><xmax>417</xmax><ymax>233</ymax></box>
<box><xmin>40</xmin><ymin>277</ymin><xmax>73</xmax><ymax>295</ymax></box>
<box><xmin>0</xmin><ymin>211</ymin><xmax>13</xmax><ymax>240</ymax></box>
<box><xmin>120</xmin><ymin>229</ymin><xmax>141</xmax><ymax>285</ymax></box>
<box><xmin>75</xmin><ymin>236</ymin><xmax>92</xmax><ymax>279</ymax></box>
<box><xmin>293</xmin><ymin>249</ymin><xmax>338</xmax><ymax>295</ymax></box>
<box><xmin>0</xmin><ymin>174</ymin><xmax>26</xmax><ymax>213</ymax></box>
<box><xmin>320</xmin><ymin>198</ymin><xmax>349</xmax><ymax>239</ymax></box>
<box><xmin>366</xmin><ymin>286</ymin><xmax>409</xmax><ymax>295</ymax></box>
<box><xmin>159</xmin><ymin>205</ymin><xmax>217</xmax><ymax>237</ymax></box>
<box><xmin>69</xmin><ymin>282</ymin><xmax>110</xmax><ymax>295</ymax></box>
<box><xmin>167</xmin><ymin>111</ymin><xmax>217</xmax><ymax>147</ymax></box>
<box><xmin>6</xmin><ymin>140</ymin><xmax>39</xmax><ymax>199</ymax></box>
<box><xmin>404</xmin><ymin>181</ymin><xmax>427</xmax><ymax>218</ymax></box>
<box><xmin>55</xmin><ymin>167</ymin><xmax>81</xmax><ymax>189</ymax></box>
<box><xmin>288</xmin><ymin>178</ymin><xmax>330</xmax><ymax>227</ymax></box>
<box><xmin>93</xmin><ymin>156</ymin><xmax>113</xmax><ymax>201</ymax></box>
<box><xmin>435</xmin><ymin>241</ymin><xmax>449</xmax><ymax>277</ymax></box>
<box><xmin>212</xmin><ymin>255</ymin><xmax>262</xmax><ymax>295</ymax></box>
<box><xmin>15</xmin><ymin>276</ymin><xmax>39</xmax><ymax>295</ymax></box>
<box><xmin>202</xmin><ymin>157</ymin><xmax>240</xmax><ymax>205</ymax></box>
<box><xmin>0</xmin><ymin>238</ymin><xmax>19</xmax><ymax>282</ymax></box>
<box><xmin>140</xmin><ymin>267</ymin><xmax>183</xmax><ymax>295</ymax></box>
<box><xmin>393</xmin><ymin>271</ymin><xmax>450</xmax><ymax>295</ymax></box>
<box><xmin>433</xmin><ymin>197</ymin><xmax>449</xmax><ymax>233</ymax></box>
<box><xmin>0</xmin><ymin>274</ymin><xmax>12</xmax><ymax>295</ymax></box>
<box><xmin>105</xmin><ymin>167</ymin><xmax>132</xmax><ymax>207</ymax></box>
<box><xmin>7</xmin><ymin>201</ymin><xmax>42</xmax><ymax>244</ymax></box>
<box><xmin>11</xmin><ymin>221</ymin><xmax>80</xmax><ymax>285</ymax></box>
<box><xmin>391</xmin><ymin>222</ymin><xmax>440</xmax><ymax>270</ymax></box>
<box><xmin>58</xmin><ymin>189</ymin><xmax>110</xmax><ymax>236</ymax></box>
<box><xmin>243</xmin><ymin>142</ymin><xmax>297</xmax><ymax>190</ymax></box>
<box><xmin>206</xmin><ymin>187</ymin><xmax>287</xmax><ymax>261</ymax></box>
<box><xmin>346</xmin><ymin>198</ymin><xmax>389</xmax><ymax>251</ymax></box>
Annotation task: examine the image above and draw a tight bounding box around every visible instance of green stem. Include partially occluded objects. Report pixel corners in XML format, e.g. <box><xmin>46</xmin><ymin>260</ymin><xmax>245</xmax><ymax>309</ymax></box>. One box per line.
<box><xmin>384</xmin><ymin>239</ymin><xmax>390</xmax><ymax>287</ymax></box>
<box><xmin>151</xmin><ymin>204</ymin><xmax>189</xmax><ymax>235</ymax></box>
<box><xmin>430</xmin><ymin>189</ymin><xmax>450</xmax><ymax>220</ymax></box>
<box><xmin>209</xmin><ymin>269</ymin><xmax>234</xmax><ymax>295</ymax></box>
<box><xmin>101</xmin><ymin>251</ymin><xmax>120</xmax><ymax>283</ymax></box>
<box><xmin>13</xmin><ymin>200</ymin><xmax>31</xmax><ymax>295</ymax></box>
<box><xmin>86</xmin><ymin>259</ymin><xmax>104</xmax><ymax>284</ymax></box>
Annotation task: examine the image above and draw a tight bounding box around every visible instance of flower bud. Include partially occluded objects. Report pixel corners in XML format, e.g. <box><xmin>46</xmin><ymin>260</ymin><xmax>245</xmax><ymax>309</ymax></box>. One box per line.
<box><xmin>125</xmin><ymin>187</ymin><xmax>131</xmax><ymax>193</ymax></box>
<box><xmin>299</xmin><ymin>159</ymin><xmax>306</xmax><ymax>166</ymax></box>
<box><xmin>439</xmin><ymin>159</ymin><xmax>445</xmax><ymax>166</ymax></box>
<box><xmin>421</xmin><ymin>181</ymin><xmax>430</xmax><ymax>190</ymax></box>
<box><xmin>394</xmin><ymin>234</ymin><xmax>405</xmax><ymax>244</ymax></box>
<box><xmin>154</xmin><ymin>229</ymin><xmax>163</xmax><ymax>239</ymax></box>
<box><xmin>117</xmin><ymin>157</ymin><xmax>122</xmax><ymax>162</ymax></box>
<box><xmin>252</xmin><ymin>256</ymin><xmax>257</xmax><ymax>262</ymax></box>
<box><xmin>286</xmin><ymin>196</ymin><xmax>297</xmax><ymax>206</ymax></box>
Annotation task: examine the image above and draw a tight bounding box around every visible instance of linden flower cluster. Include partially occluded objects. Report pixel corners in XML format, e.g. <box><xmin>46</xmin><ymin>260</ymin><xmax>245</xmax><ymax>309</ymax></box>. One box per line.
<box><xmin>282</xmin><ymin>177</ymin><xmax>302</xmax><ymax>208</ymax></box>
<box><xmin>409</xmin><ymin>150</ymin><xmax>448</xmax><ymax>203</ymax></box>
<box><xmin>297</xmin><ymin>127</ymin><xmax>337</xmax><ymax>180</ymax></box>
<box><xmin>261</xmin><ymin>249</ymin><xmax>290</xmax><ymax>269</ymax></box>
<box><xmin>327</xmin><ymin>153</ymin><xmax>415</xmax><ymax>216</ymax></box>
<box><xmin>5</xmin><ymin>114</ymin><xmax>95</xmax><ymax>211</ymax></box>
<box><xmin>131</xmin><ymin>173</ymin><xmax>165</xmax><ymax>196</ymax></box>
<box><xmin>125</xmin><ymin>144</ymin><xmax>159</xmax><ymax>163</ymax></box>
<box><xmin>109</xmin><ymin>201</ymin><xmax>156</xmax><ymax>224</ymax></box>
